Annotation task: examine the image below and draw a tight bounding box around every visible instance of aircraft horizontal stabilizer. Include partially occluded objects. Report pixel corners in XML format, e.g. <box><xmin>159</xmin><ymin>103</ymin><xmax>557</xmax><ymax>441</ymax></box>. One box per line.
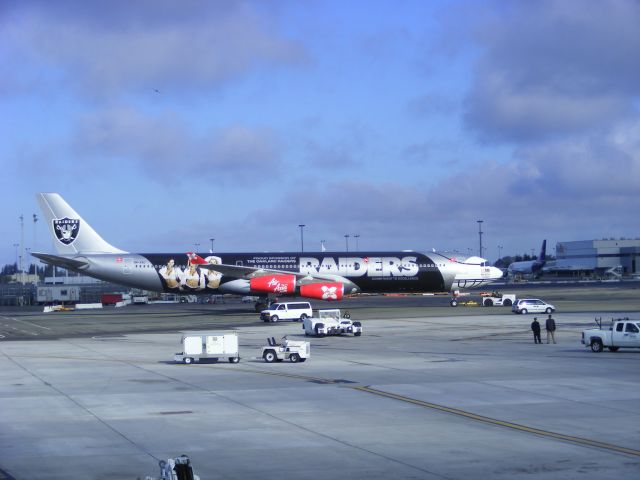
<box><xmin>31</xmin><ymin>252</ymin><xmax>89</xmax><ymax>270</ymax></box>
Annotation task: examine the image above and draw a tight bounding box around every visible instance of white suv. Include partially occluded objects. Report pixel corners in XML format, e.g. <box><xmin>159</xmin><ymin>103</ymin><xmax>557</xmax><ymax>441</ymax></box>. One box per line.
<box><xmin>512</xmin><ymin>298</ymin><xmax>555</xmax><ymax>314</ymax></box>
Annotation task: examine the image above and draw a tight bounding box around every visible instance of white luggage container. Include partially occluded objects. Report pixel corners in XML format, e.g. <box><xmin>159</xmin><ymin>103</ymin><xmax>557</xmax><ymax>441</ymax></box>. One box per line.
<box><xmin>175</xmin><ymin>331</ymin><xmax>240</xmax><ymax>364</ymax></box>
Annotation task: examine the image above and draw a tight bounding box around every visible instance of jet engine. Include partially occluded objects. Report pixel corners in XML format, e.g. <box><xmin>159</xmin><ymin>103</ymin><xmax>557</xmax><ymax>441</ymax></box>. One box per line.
<box><xmin>299</xmin><ymin>282</ymin><xmax>344</xmax><ymax>301</ymax></box>
<box><xmin>250</xmin><ymin>274</ymin><xmax>296</xmax><ymax>294</ymax></box>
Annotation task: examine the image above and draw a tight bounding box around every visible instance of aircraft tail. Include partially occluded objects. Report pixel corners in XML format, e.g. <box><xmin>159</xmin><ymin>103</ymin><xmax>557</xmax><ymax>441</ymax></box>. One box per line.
<box><xmin>37</xmin><ymin>193</ymin><xmax>127</xmax><ymax>255</ymax></box>
<box><xmin>539</xmin><ymin>240</ymin><xmax>546</xmax><ymax>262</ymax></box>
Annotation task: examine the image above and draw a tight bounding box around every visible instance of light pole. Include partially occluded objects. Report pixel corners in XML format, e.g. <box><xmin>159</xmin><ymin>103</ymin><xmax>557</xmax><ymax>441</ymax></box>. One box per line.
<box><xmin>298</xmin><ymin>224</ymin><xmax>305</xmax><ymax>252</ymax></box>
<box><xmin>32</xmin><ymin>214</ymin><xmax>38</xmax><ymax>249</ymax></box>
<box><xmin>209</xmin><ymin>238</ymin><xmax>214</xmax><ymax>253</ymax></box>
<box><xmin>344</xmin><ymin>234</ymin><xmax>350</xmax><ymax>252</ymax></box>
<box><xmin>477</xmin><ymin>220</ymin><xmax>483</xmax><ymax>258</ymax></box>
<box><xmin>33</xmin><ymin>214</ymin><xmax>39</xmax><ymax>280</ymax></box>
<box><xmin>354</xmin><ymin>234</ymin><xmax>360</xmax><ymax>252</ymax></box>
<box><xmin>13</xmin><ymin>243</ymin><xmax>18</xmax><ymax>272</ymax></box>
<box><xmin>19</xmin><ymin>214</ymin><xmax>24</xmax><ymax>284</ymax></box>
<box><xmin>498</xmin><ymin>245</ymin><xmax>503</xmax><ymax>261</ymax></box>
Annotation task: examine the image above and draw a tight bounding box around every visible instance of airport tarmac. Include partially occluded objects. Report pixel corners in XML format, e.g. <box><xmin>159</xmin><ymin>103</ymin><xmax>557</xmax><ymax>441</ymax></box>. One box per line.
<box><xmin>0</xmin><ymin>284</ymin><xmax>639</xmax><ymax>479</ymax></box>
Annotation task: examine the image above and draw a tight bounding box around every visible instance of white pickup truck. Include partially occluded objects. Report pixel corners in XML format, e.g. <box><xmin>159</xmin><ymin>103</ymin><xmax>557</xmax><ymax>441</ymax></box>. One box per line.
<box><xmin>581</xmin><ymin>317</ymin><xmax>640</xmax><ymax>352</ymax></box>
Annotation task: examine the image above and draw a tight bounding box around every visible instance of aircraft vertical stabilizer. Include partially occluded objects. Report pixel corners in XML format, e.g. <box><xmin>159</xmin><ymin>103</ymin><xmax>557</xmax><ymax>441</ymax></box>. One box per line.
<box><xmin>539</xmin><ymin>239</ymin><xmax>547</xmax><ymax>262</ymax></box>
<box><xmin>37</xmin><ymin>193</ymin><xmax>127</xmax><ymax>255</ymax></box>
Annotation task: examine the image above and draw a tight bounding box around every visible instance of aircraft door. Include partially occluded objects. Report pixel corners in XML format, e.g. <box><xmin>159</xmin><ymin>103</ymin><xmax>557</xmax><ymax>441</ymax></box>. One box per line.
<box><xmin>618</xmin><ymin>322</ymin><xmax>639</xmax><ymax>347</ymax></box>
<box><xmin>122</xmin><ymin>258</ymin><xmax>133</xmax><ymax>275</ymax></box>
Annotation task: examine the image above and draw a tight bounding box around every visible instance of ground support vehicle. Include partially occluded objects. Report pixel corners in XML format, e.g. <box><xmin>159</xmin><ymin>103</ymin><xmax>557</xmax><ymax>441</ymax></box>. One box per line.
<box><xmin>582</xmin><ymin>317</ymin><xmax>640</xmax><ymax>352</ymax></box>
<box><xmin>151</xmin><ymin>455</ymin><xmax>200</xmax><ymax>480</ymax></box>
<box><xmin>262</xmin><ymin>336</ymin><xmax>310</xmax><ymax>363</ymax></box>
<box><xmin>260</xmin><ymin>301</ymin><xmax>313</xmax><ymax>322</ymax></box>
<box><xmin>480</xmin><ymin>292</ymin><xmax>516</xmax><ymax>307</ymax></box>
<box><xmin>450</xmin><ymin>292</ymin><xmax>516</xmax><ymax>307</ymax></box>
<box><xmin>302</xmin><ymin>309</ymin><xmax>362</xmax><ymax>336</ymax></box>
<box><xmin>175</xmin><ymin>331</ymin><xmax>240</xmax><ymax>364</ymax></box>
<box><xmin>449</xmin><ymin>298</ymin><xmax>480</xmax><ymax>307</ymax></box>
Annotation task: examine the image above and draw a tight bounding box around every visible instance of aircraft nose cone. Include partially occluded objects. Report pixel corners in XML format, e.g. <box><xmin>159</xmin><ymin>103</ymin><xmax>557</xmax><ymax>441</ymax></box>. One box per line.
<box><xmin>491</xmin><ymin>267</ymin><xmax>504</xmax><ymax>279</ymax></box>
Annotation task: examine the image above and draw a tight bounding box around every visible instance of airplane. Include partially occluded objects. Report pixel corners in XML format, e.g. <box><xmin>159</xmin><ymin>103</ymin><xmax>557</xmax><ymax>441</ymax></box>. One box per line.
<box><xmin>32</xmin><ymin>193</ymin><xmax>503</xmax><ymax>309</ymax></box>
<box><xmin>507</xmin><ymin>240</ymin><xmax>547</xmax><ymax>277</ymax></box>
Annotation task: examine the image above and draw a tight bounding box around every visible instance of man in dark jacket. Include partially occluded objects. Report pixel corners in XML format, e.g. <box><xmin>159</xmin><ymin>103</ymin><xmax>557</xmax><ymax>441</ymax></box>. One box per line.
<box><xmin>531</xmin><ymin>317</ymin><xmax>541</xmax><ymax>344</ymax></box>
<box><xmin>546</xmin><ymin>314</ymin><xmax>557</xmax><ymax>344</ymax></box>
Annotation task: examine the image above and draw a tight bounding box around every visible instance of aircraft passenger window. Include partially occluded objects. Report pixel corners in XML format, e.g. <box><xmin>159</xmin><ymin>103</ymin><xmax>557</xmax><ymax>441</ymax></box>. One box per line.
<box><xmin>625</xmin><ymin>323</ymin><xmax>639</xmax><ymax>333</ymax></box>
<box><xmin>616</xmin><ymin>323</ymin><xmax>624</xmax><ymax>332</ymax></box>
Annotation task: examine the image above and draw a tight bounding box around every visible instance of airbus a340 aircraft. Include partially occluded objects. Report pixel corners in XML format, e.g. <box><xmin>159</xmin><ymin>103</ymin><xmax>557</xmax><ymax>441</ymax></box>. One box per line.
<box><xmin>33</xmin><ymin>193</ymin><xmax>503</xmax><ymax>308</ymax></box>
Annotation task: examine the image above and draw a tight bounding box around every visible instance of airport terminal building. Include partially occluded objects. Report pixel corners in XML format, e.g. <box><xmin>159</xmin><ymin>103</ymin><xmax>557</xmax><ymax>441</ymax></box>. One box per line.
<box><xmin>550</xmin><ymin>238</ymin><xmax>640</xmax><ymax>276</ymax></box>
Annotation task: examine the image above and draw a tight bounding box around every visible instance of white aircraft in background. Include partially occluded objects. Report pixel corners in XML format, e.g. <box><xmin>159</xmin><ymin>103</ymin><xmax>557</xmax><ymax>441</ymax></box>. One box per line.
<box><xmin>33</xmin><ymin>193</ymin><xmax>503</xmax><ymax>309</ymax></box>
<box><xmin>507</xmin><ymin>240</ymin><xmax>547</xmax><ymax>277</ymax></box>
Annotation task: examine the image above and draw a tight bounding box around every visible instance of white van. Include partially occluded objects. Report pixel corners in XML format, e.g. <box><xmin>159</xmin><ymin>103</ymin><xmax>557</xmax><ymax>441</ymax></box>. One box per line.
<box><xmin>260</xmin><ymin>302</ymin><xmax>313</xmax><ymax>322</ymax></box>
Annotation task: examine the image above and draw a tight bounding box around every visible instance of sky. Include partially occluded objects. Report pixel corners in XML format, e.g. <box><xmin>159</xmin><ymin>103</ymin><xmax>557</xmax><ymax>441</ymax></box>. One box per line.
<box><xmin>1</xmin><ymin>0</ymin><xmax>639</xmax><ymax>267</ymax></box>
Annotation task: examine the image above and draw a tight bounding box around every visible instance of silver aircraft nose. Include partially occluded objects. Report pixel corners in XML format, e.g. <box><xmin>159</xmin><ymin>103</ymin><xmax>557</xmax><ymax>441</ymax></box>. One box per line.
<box><xmin>489</xmin><ymin>266</ymin><xmax>504</xmax><ymax>279</ymax></box>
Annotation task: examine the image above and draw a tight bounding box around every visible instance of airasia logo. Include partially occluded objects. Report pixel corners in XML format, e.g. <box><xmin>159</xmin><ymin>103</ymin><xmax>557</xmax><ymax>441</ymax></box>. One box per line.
<box><xmin>250</xmin><ymin>274</ymin><xmax>295</xmax><ymax>294</ymax></box>
<box><xmin>267</xmin><ymin>277</ymin><xmax>290</xmax><ymax>294</ymax></box>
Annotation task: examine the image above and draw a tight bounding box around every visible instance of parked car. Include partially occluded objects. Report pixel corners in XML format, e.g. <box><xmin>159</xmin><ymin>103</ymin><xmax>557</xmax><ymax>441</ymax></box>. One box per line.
<box><xmin>512</xmin><ymin>298</ymin><xmax>555</xmax><ymax>314</ymax></box>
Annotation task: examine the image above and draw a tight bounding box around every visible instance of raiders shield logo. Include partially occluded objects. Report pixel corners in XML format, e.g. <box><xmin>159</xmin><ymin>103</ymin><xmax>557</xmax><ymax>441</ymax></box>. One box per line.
<box><xmin>53</xmin><ymin>217</ymin><xmax>80</xmax><ymax>245</ymax></box>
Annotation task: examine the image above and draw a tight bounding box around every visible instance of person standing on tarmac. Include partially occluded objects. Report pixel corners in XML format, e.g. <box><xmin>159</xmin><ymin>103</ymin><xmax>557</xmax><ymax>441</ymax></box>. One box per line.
<box><xmin>531</xmin><ymin>317</ymin><xmax>542</xmax><ymax>344</ymax></box>
<box><xmin>546</xmin><ymin>314</ymin><xmax>557</xmax><ymax>344</ymax></box>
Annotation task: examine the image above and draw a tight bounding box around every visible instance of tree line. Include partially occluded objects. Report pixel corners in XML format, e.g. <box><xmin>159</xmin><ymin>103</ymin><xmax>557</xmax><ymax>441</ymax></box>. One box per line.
<box><xmin>0</xmin><ymin>263</ymin><xmax>64</xmax><ymax>283</ymax></box>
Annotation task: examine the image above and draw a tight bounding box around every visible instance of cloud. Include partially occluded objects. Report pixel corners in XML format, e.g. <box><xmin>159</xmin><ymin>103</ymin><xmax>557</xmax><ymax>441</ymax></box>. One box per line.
<box><xmin>407</xmin><ymin>94</ymin><xmax>458</xmax><ymax>118</ymax></box>
<box><xmin>2</xmin><ymin>0</ymin><xmax>307</xmax><ymax>98</ymax></box>
<box><xmin>464</xmin><ymin>0</ymin><xmax>640</xmax><ymax>142</ymax></box>
<box><xmin>247</xmin><ymin>115</ymin><xmax>640</xmax><ymax>251</ymax></box>
<box><xmin>72</xmin><ymin>107</ymin><xmax>282</xmax><ymax>180</ymax></box>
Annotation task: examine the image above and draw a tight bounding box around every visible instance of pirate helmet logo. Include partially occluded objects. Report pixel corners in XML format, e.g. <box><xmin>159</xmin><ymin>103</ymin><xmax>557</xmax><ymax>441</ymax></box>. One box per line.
<box><xmin>53</xmin><ymin>217</ymin><xmax>80</xmax><ymax>245</ymax></box>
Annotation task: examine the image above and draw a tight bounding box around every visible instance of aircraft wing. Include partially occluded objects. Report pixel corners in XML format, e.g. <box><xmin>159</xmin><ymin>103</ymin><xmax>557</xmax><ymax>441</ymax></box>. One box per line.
<box><xmin>187</xmin><ymin>253</ymin><xmax>350</xmax><ymax>284</ymax></box>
